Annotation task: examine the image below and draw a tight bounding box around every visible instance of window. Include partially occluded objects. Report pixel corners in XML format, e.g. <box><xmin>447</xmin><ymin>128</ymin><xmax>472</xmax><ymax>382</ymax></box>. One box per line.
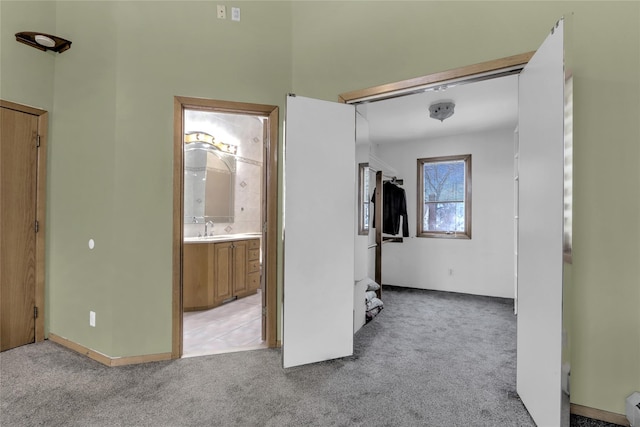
<box><xmin>417</xmin><ymin>154</ymin><xmax>471</xmax><ymax>239</ymax></box>
<box><xmin>358</xmin><ymin>163</ymin><xmax>370</xmax><ymax>235</ymax></box>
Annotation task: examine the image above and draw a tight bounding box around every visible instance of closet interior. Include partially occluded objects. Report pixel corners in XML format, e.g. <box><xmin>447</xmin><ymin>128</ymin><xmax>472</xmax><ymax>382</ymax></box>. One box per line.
<box><xmin>352</xmin><ymin>74</ymin><xmax>521</xmax><ymax>337</ymax></box>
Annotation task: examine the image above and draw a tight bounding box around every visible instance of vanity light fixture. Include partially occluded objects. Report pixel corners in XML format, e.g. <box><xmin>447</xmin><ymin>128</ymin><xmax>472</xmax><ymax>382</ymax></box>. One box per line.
<box><xmin>15</xmin><ymin>32</ymin><xmax>72</xmax><ymax>53</ymax></box>
<box><xmin>184</xmin><ymin>132</ymin><xmax>238</xmax><ymax>155</ymax></box>
<box><xmin>429</xmin><ymin>101</ymin><xmax>455</xmax><ymax>122</ymax></box>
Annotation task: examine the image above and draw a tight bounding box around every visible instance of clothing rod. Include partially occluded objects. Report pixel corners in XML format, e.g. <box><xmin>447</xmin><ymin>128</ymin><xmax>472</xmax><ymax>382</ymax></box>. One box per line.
<box><xmin>369</xmin><ymin>167</ymin><xmax>399</xmax><ymax>181</ymax></box>
<box><xmin>384</xmin><ymin>178</ymin><xmax>403</xmax><ymax>185</ymax></box>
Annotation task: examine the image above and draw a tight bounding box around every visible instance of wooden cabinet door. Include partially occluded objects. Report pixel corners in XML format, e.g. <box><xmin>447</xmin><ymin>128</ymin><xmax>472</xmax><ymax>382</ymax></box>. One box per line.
<box><xmin>213</xmin><ymin>242</ymin><xmax>233</xmax><ymax>303</ymax></box>
<box><xmin>232</xmin><ymin>240</ymin><xmax>248</xmax><ymax>296</ymax></box>
<box><xmin>182</xmin><ymin>244</ymin><xmax>213</xmax><ymax>311</ymax></box>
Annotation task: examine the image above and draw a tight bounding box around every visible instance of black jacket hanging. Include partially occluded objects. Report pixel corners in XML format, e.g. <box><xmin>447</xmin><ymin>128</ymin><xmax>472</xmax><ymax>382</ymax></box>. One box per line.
<box><xmin>372</xmin><ymin>181</ymin><xmax>409</xmax><ymax>237</ymax></box>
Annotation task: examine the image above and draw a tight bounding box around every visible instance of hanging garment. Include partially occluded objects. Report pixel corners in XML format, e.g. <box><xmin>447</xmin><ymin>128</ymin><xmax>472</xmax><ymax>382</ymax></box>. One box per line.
<box><xmin>371</xmin><ymin>181</ymin><xmax>409</xmax><ymax>237</ymax></box>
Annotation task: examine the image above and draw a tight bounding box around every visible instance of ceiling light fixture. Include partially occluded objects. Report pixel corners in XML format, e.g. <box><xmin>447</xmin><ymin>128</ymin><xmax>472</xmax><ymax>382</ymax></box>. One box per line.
<box><xmin>15</xmin><ymin>32</ymin><xmax>72</xmax><ymax>53</ymax></box>
<box><xmin>429</xmin><ymin>101</ymin><xmax>455</xmax><ymax>122</ymax></box>
<box><xmin>184</xmin><ymin>132</ymin><xmax>238</xmax><ymax>155</ymax></box>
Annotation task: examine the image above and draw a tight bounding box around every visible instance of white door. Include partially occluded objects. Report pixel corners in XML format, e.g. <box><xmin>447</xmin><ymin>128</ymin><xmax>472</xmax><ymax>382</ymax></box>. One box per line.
<box><xmin>517</xmin><ymin>19</ymin><xmax>567</xmax><ymax>426</ymax></box>
<box><xmin>283</xmin><ymin>95</ymin><xmax>355</xmax><ymax>368</ymax></box>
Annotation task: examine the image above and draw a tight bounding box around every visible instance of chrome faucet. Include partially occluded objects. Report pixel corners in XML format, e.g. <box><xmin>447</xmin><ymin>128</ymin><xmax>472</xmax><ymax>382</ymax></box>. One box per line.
<box><xmin>205</xmin><ymin>220</ymin><xmax>214</xmax><ymax>236</ymax></box>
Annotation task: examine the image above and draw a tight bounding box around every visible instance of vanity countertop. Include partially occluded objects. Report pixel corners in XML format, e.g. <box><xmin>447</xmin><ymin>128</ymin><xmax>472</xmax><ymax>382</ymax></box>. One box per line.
<box><xmin>184</xmin><ymin>233</ymin><xmax>261</xmax><ymax>244</ymax></box>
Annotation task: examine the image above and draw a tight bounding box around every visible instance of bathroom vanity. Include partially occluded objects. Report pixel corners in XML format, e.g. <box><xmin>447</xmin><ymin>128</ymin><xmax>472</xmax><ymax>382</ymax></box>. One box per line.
<box><xmin>183</xmin><ymin>235</ymin><xmax>261</xmax><ymax>311</ymax></box>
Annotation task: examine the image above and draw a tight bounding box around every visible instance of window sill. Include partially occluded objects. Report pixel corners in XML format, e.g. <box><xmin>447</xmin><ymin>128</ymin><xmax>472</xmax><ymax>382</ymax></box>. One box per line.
<box><xmin>417</xmin><ymin>232</ymin><xmax>471</xmax><ymax>240</ymax></box>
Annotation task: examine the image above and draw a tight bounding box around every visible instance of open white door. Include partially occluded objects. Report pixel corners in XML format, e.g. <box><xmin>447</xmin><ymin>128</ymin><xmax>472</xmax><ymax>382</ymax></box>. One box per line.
<box><xmin>517</xmin><ymin>19</ymin><xmax>567</xmax><ymax>426</ymax></box>
<box><xmin>283</xmin><ymin>95</ymin><xmax>355</xmax><ymax>368</ymax></box>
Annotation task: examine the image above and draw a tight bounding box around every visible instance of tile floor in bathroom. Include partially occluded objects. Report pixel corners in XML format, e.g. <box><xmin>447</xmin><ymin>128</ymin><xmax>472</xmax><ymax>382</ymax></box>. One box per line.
<box><xmin>182</xmin><ymin>290</ymin><xmax>266</xmax><ymax>357</ymax></box>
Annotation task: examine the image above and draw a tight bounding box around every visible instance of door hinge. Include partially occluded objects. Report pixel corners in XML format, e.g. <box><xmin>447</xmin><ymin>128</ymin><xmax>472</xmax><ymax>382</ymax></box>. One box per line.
<box><xmin>262</xmin><ymin>307</ymin><xmax>267</xmax><ymax>316</ymax></box>
<box><xmin>36</xmin><ymin>135</ymin><xmax>41</xmax><ymax>148</ymax></box>
<box><xmin>34</xmin><ymin>306</ymin><xmax>38</xmax><ymax>319</ymax></box>
<box><xmin>263</xmin><ymin>222</ymin><xmax>267</xmax><ymax>233</ymax></box>
<box><xmin>35</xmin><ymin>220</ymin><xmax>39</xmax><ymax>233</ymax></box>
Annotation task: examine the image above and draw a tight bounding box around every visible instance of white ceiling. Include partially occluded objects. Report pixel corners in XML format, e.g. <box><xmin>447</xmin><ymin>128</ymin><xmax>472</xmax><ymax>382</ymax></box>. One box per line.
<box><xmin>355</xmin><ymin>74</ymin><xmax>519</xmax><ymax>144</ymax></box>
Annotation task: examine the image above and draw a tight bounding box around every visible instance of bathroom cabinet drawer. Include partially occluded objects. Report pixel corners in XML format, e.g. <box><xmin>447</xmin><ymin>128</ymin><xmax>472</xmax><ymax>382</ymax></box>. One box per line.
<box><xmin>247</xmin><ymin>272</ymin><xmax>260</xmax><ymax>292</ymax></box>
<box><xmin>248</xmin><ymin>249</ymin><xmax>260</xmax><ymax>261</ymax></box>
<box><xmin>248</xmin><ymin>260</ymin><xmax>260</xmax><ymax>273</ymax></box>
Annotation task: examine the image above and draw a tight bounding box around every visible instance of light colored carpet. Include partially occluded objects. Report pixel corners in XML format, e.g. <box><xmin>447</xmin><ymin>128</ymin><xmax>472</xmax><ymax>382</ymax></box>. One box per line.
<box><xmin>0</xmin><ymin>287</ymin><xmax>598</xmax><ymax>426</ymax></box>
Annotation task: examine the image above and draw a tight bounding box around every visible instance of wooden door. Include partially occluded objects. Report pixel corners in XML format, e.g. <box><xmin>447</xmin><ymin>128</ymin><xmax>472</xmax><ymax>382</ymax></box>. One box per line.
<box><xmin>0</xmin><ymin>106</ymin><xmax>39</xmax><ymax>351</ymax></box>
<box><xmin>213</xmin><ymin>242</ymin><xmax>233</xmax><ymax>303</ymax></box>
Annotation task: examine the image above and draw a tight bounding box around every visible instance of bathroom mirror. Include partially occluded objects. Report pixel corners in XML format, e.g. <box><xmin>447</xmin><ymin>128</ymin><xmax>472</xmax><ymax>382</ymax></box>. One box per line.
<box><xmin>184</xmin><ymin>140</ymin><xmax>236</xmax><ymax>224</ymax></box>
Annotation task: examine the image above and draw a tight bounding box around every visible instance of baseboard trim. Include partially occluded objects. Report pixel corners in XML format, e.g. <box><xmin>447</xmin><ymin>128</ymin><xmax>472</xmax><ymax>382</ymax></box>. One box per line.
<box><xmin>48</xmin><ymin>333</ymin><xmax>172</xmax><ymax>367</ymax></box>
<box><xmin>571</xmin><ymin>403</ymin><xmax>630</xmax><ymax>426</ymax></box>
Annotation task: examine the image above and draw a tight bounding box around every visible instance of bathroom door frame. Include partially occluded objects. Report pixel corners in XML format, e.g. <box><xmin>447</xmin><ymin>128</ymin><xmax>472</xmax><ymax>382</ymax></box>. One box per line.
<box><xmin>172</xmin><ymin>96</ymin><xmax>279</xmax><ymax>358</ymax></box>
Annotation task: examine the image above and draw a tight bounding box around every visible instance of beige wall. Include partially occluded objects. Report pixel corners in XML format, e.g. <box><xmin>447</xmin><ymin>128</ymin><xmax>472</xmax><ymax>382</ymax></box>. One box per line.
<box><xmin>2</xmin><ymin>0</ymin><xmax>638</xmax><ymax>417</ymax></box>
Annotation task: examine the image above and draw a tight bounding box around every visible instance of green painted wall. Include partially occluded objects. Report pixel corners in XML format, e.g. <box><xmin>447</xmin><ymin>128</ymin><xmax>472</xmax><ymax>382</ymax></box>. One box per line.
<box><xmin>3</xmin><ymin>1</ymin><xmax>292</xmax><ymax>357</ymax></box>
<box><xmin>291</xmin><ymin>1</ymin><xmax>640</xmax><ymax>415</ymax></box>
<box><xmin>2</xmin><ymin>0</ymin><xmax>639</xmax><ymax>418</ymax></box>
<box><xmin>49</xmin><ymin>0</ymin><xmax>119</xmax><ymax>356</ymax></box>
<box><xmin>0</xmin><ymin>1</ymin><xmax>56</xmax><ymax>111</ymax></box>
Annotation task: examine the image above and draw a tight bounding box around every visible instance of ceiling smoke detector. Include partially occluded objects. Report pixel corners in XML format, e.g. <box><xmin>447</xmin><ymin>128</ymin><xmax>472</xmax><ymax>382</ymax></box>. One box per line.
<box><xmin>429</xmin><ymin>101</ymin><xmax>455</xmax><ymax>122</ymax></box>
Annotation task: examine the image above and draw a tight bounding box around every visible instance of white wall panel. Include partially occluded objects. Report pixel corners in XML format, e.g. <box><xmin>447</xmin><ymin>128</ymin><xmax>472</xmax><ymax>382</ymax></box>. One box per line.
<box><xmin>283</xmin><ymin>95</ymin><xmax>355</xmax><ymax>368</ymax></box>
<box><xmin>375</xmin><ymin>128</ymin><xmax>515</xmax><ymax>298</ymax></box>
<box><xmin>516</xmin><ymin>19</ymin><xmax>565</xmax><ymax>426</ymax></box>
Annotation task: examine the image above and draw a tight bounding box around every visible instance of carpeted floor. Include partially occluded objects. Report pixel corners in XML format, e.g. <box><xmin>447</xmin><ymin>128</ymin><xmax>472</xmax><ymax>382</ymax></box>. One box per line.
<box><xmin>0</xmin><ymin>287</ymin><xmax>619</xmax><ymax>426</ymax></box>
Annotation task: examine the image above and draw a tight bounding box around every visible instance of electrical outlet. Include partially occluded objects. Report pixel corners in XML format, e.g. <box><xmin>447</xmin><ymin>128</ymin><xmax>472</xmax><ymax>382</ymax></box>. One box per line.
<box><xmin>217</xmin><ymin>5</ymin><xmax>226</xmax><ymax>19</ymax></box>
<box><xmin>90</xmin><ymin>311</ymin><xmax>96</xmax><ymax>327</ymax></box>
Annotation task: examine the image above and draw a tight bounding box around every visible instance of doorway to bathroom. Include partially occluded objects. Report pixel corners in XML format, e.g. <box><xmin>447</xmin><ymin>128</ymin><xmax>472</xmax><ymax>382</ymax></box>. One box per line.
<box><xmin>172</xmin><ymin>97</ymin><xmax>278</xmax><ymax>358</ymax></box>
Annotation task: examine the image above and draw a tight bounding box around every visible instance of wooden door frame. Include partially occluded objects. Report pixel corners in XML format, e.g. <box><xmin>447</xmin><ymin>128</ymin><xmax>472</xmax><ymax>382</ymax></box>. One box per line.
<box><xmin>338</xmin><ymin>52</ymin><xmax>534</xmax><ymax>104</ymax></box>
<box><xmin>1</xmin><ymin>100</ymin><xmax>48</xmax><ymax>344</ymax></box>
<box><xmin>172</xmin><ymin>96</ymin><xmax>278</xmax><ymax>358</ymax></box>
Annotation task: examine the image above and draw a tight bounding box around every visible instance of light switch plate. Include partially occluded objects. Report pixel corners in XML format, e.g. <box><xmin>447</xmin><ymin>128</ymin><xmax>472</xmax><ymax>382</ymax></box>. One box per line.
<box><xmin>231</xmin><ymin>7</ymin><xmax>240</xmax><ymax>22</ymax></box>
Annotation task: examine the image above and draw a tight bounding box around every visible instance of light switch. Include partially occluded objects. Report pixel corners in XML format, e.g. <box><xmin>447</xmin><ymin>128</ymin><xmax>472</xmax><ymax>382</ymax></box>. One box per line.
<box><xmin>231</xmin><ymin>7</ymin><xmax>240</xmax><ymax>22</ymax></box>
